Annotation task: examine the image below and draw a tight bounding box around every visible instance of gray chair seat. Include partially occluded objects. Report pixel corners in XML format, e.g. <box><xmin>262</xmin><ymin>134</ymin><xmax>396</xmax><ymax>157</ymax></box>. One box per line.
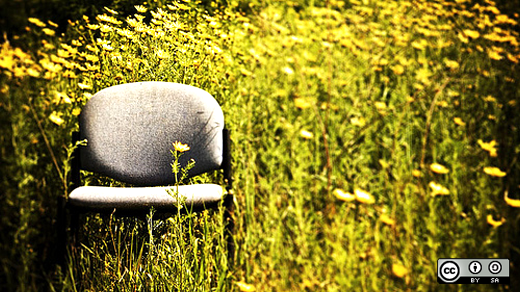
<box><xmin>69</xmin><ymin>184</ymin><xmax>224</xmax><ymax>211</ymax></box>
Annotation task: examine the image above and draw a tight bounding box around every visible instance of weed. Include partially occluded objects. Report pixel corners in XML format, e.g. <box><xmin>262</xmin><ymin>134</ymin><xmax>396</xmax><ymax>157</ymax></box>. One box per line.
<box><xmin>1</xmin><ymin>0</ymin><xmax>519</xmax><ymax>291</ymax></box>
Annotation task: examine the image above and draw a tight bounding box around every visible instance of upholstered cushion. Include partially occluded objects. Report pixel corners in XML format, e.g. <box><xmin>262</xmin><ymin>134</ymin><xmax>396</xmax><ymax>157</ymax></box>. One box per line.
<box><xmin>79</xmin><ymin>82</ymin><xmax>224</xmax><ymax>186</ymax></box>
<box><xmin>69</xmin><ymin>184</ymin><xmax>224</xmax><ymax>211</ymax></box>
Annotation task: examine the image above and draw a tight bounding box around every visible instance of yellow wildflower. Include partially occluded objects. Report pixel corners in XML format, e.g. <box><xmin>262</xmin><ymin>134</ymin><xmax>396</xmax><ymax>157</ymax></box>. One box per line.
<box><xmin>376</xmin><ymin>58</ymin><xmax>389</xmax><ymax>66</ymax></box>
<box><xmin>504</xmin><ymin>191</ymin><xmax>520</xmax><ymax>207</ymax></box>
<box><xmin>463</xmin><ymin>29</ymin><xmax>480</xmax><ymax>39</ymax></box>
<box><xmin>479</xmin><ymin>69</ymin><xmax>489</xmax><ymax>77</ymax></box>
<box><xmin>100</xmin><ymin>24</ymin><xmax>113</xmax><ymax>33</ymax></box>
<box><xmin>294</xmin><ymin>98</ymin><xmax>312</xmax><ymax>109</ymax></box>
<box><xmin>412</xmin><ymin>169</ymin><xmax>422</xmax><ymax>178</ymax></box>
<box><xmin>28</xmin><ymin>17</ymin><xmax>46</xmax><ymax>27</ymax></box>
<box><xmin>62</xmin><ymin>43</ymin><xmax>77</xmax><ymax>54</ymax></box>
<box><xmin>391</xmin><ymin>64</ymin><xmax>405</xmax><ymax>75</ymax></box>
<box><xmin>483</xmin><ymin>32</ymin><xmax>505</xmax><ymax>42</ymax></box>
<box><xmin>117</xmin><ymin>28</ymin><xmax>134</xmax><ymax>39</ymax></box>
<box><xmin>483</xmin><ymin>166</ymin><xmax>506</xmax><ymax>177</ymax></box>
<box><xmin>43</xmin><ymin>72</ymin><xmax>56</xmax><ymax>79</ymax></box>
<box><xmin>495</xmin><ymin>14</ymin><xmax>518</xmax><ymax>25</ymax></box>
<box><xmin>151</xmin><ymin>18</ymin><xmax>164</xmax><ymax>25</ymax></box>
<box><xmin>239</xmin><ymin>68</ymin><xmax>253</xmax><ymax>77</ymax></box>
<box><xmin>374</xmin><ymin>101</ymin><xmax>387</xmax><ymax>112</ymax></box>
<box><xmin>486</xmin><ymin>214</ymin><xmax>505</xmax><ymax>227</ymax></box>
<box><xmin>126</xmin><ymin>18</ymin><xmax>140</xmax><ymax>28</ymax></box>
<box><xmin>486</xmin><ymin>6</ymin><xmax>500</xmax><ymax>15</ymax></box>
<box><xmin>97</xmin><ymin>14</ymin><xmax>122</xmax><ymax>25</ymax></box>
<box><xmin>78</xmin><ymin>83</ymin><xmax>92</xmax><ymax>90</ymax></box>
<box><xmin>208</xmin><ymin>21</ymin><xmax>220</xmax><ymax>28</ymax></box>
<box><xmin>350</xmin><ymin>116</ymin><xmax>366</xmax><ymax>127</ymax></box>
<box><xmin>488</xmin><ymin>49</ymin><xmax>503</xmax><ymax>60</ymax></box>
<box><xmin>379</xmin><ymin>159</ymin><xmax>389</xmax><ymax>169</ymax></box>
<box><xmin>53</xmin><ymin>91</ymin><xmax>71</xmax><ymax>104</ymax></box>
<box><xmin>444</xmin><ymin>59</ymin><xmax>459</xmax><ymax>70</ymax></box>
<box><xmin>155</xmin><ymin>50</ymin><xmax>169</xmax><ymax>60</ymax></box>
<box><xmin>437</xmin><ymin>101</ymin><xmax>448</xmax><ymax>108</ymax></box>
<box><xmin>392</xmin><ymin>263</ymin><xmax>408</xmax><ymax>278</ymax></box>
<box><xmin>453</xmin><ymin>117</ymin><xmax>466</xmax><ymax>126</ymax></box>
<box><xmin>26</xmin><ymin>68</ymin><xmax>40</xmax><ymax>78</ymax></box>
<box><xmin>437</xmin><ymin>39</ymin><xmax>453</xmax><ymax>49</ymax></box>
<box><xmin>62</xmin><ymin>70</ymin><xmax>77</xmax><ymax>78</ymax></box>
<box><xmin>49</xmin><ymin>112</ymin><xmax>64</xmax><ymax>126</ymax></box>
<box><xmin>13</xmin><ymin>67</ymin><xmax>26</xmax><ymax>78</ymax></box>
<box><xmin>411</xmin><ymin>39</ymin><xmax>428</xmax><ymax>50</ymax></box>
<box><xmin>477</xmin><ymin>139</ymin><xmax>497</xmax><ymax>157</ymax></box>
<box><xmin>86</xmin><ymin>24</ymin><xmax>100</xmax><ymax>30</ymax></box>
<box><xmin>457</xmin><ymin>33</ymin><xmax>469</xmax><ymax>43</ymax></box>
<box><xmin>482</xmin><ymin>95</ymin><xmax>496</xmax><ymax>102</ymax></box>
<box><xmin>0</xmin><ymin>54</ymin><xmax>15</xmax><ymax>70</ymax></box>
<box><xmin>429</xmin><ymin>181</ymin><xmax>450</xmax><ymax>196</ymax></box>
<box><xmin>104</xmin><ymin>7</ymin><xmax>119</xmax><ymax>15</ymax></box>
<box><xmin>135</xmin><ymin>5</ymin><xmax>147</xmax><ymax>13</ymax></box>
<box><xmin>57</xmin><ymin>49</ymin><xmax>71</xmax><ymax>58</ymax></box>
<box><xmin>85</xmin><ymin>54</ymin><xmax>99</xmax><ymax>62</ymax></box>
<box><xmin>208</xmin><ymin>44</ymin><xmax>222</xmax><ymax>55</ymax></box>
<box><xmin>355</xmin><ymin>189</ymin><xmax>375</xmax><ymax>204</ymax></box>
<box><xmin>320</xmin><ymin>102</ymin><xmax>339</xmax><ymax>111</ymax></box>
<box><xmin>380</xmin><ymin>214</ymin><xmax>395</xmax><ymax>226</ymax></box>
<box><xmin>42</xmin><ymin>28</ymin><xmax>56</xmax><ymax>36</ymax></box>
<box><xmin>334</xmin><ymin>189</ymin><xmax>355</xmax><ymax>202</ymax></box>
<box><xmin>282</xmin><ymin>66</ymin><xmax>294</xmax><ymax>75</ymax></box>
<box><xmin>236</xmin><ymin>281</ymin><xmax>256</xmax><ymax>292</ymax></box>
<box><xmin>507</xmin><ymin>53</ymin><xmax>518</xmax><ymax>64</ymax></box>
<box><xmin>102</xmin><ymin>43</ymin><xmax>114</xmax><ymax>51</ymax></box>
<box><xmin>416</xmin><ymin>68</ymin><xmax>431</xmax><ymax>85</ymax></box>
<box><xmin>430</xmin><ymin>163</ymin><xmax>449</xmax><ymax>174</ymax></box>
<box><xmin>172</xmin><ymin>141</ymin><xmax>190</xmax><ymax>153</ymax></box>
<box><xmin>48</xmin><ymin>20</ymin><xmax>58</xmax><ymax>28</ymax></box>
<box><xmin>300</xmin><ymin>130</ymin><xmax>313</xmax><ymax>139</ymax></box>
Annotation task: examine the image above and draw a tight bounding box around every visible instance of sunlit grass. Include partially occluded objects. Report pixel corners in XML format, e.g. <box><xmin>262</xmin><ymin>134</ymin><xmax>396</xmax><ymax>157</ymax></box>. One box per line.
<box><xmin>1</xmin><ymin>0</ymin><xmax>520</xmax><ymax>291</ymax></box>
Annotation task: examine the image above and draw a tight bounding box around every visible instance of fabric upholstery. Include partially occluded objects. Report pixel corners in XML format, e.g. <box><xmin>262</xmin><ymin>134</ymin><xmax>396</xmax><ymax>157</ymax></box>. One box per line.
<box><xmin>79</xmin><ymin>82</ymin><xmax>224</xmax><ymax>186</ymax></box>
<box><xmin>69</xmin><ymin>184</ymin><xmax>224</xmax><ymax>211</ymax></box>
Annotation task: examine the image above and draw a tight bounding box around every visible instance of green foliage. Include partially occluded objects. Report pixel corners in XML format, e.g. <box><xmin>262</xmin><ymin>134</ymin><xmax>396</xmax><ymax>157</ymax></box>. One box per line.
<box><xmin>62</xmin><ymin>208</ymin><xmax>229</xmax><ymax>291</ymax></box>
<box><xmin>1</xmin><ymin>0</ymin><xmax>520</xmax><ymax>291</ymax></box>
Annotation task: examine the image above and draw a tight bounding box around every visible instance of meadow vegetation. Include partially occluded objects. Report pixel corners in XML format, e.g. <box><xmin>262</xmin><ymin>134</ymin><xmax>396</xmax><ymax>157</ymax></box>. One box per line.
<box><xmin>1</xmin><ymin>0</ymin><xmax>519</xmax><ymax>291</ymax></box>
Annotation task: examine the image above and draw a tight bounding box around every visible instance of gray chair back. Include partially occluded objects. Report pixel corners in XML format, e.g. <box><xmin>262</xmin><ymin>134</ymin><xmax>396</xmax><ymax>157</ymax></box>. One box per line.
<box><xmin>78</xmin><ymin>82</ymin><xmax>224</xmax><ymax>186</ymax></box>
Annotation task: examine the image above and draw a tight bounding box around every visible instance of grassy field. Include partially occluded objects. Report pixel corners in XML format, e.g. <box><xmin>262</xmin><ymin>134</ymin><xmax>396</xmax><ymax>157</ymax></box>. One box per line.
<box><xmin>1</xmin><ymin>0</ymin><xmax>520</xmax><ymax>291</ymax></box>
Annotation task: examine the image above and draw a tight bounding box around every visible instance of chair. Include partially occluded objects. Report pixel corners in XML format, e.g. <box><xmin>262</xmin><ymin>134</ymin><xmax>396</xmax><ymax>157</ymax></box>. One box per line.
<box><xmin>57</xmin><ymin>81</ymin><xmax>234</xmax><ymax>265</ymax></box>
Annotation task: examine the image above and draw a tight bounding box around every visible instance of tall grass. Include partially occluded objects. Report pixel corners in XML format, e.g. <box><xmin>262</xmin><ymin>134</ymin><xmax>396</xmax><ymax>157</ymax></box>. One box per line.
<box><xmin>1</xmin><ymin>0</ymin><xmax>519</xmax><ymax>291</ymax></box>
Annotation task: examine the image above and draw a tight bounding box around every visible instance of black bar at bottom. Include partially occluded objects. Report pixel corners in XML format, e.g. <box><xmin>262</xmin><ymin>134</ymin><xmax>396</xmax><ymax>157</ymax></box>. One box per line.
<box><xmin>438</xmin><ymin>277</ymin><xmax>509</xmax><ymax>284</ymax></box>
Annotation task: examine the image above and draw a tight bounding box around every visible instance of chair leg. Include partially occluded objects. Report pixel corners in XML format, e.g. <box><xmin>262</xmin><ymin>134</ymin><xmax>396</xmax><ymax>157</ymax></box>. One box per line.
<box><xmin>222</xmin><ymin>128</ymin><xmax>235</xmax><ymax>267</ymax></box>
<box><xmin>224</xmin><ymin>193</ymin><xmax>235</xmax><ymax>267</ymax></box>
<box><xmin>70</xmin><ymin>209</ymin><xmax>80</xmax><ymax>251</ymax></box>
